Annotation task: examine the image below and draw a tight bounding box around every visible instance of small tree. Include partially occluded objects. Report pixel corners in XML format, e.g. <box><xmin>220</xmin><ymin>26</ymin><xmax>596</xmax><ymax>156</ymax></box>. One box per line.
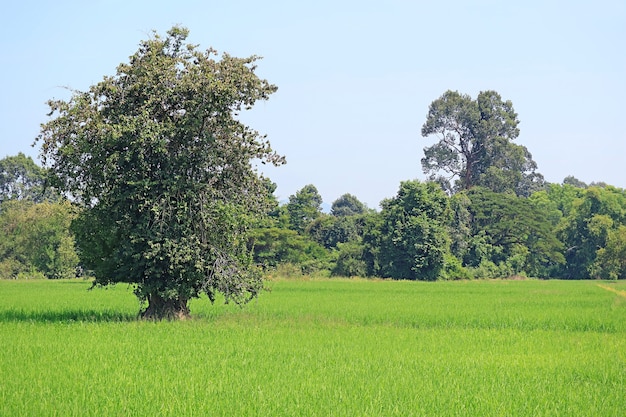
<box><xmin>37</xmin><ymin>27</ymin><xmax>284</xmax><ymax>319</ymax></box>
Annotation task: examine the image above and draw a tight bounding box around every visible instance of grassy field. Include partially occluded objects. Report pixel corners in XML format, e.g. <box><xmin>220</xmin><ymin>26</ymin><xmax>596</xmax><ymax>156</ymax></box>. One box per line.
<box><xmin>1</xmin><ymin>278</ymin><xmax>625</xmax><ymax>416</ymax></box>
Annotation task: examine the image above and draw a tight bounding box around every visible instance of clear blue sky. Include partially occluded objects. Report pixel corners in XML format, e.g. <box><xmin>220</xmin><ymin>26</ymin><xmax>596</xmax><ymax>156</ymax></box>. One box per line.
<box><xmin>1</xmin><ymin>0</ymin><xmax>624</xmax><ymax>208</ymax></box>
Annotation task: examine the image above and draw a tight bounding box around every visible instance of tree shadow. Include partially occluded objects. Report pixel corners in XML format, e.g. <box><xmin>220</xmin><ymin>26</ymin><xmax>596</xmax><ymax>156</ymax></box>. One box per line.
<box><xmin>0</xmin><ymin>308</ymin><xmax>138</xmax><ymax>323</ymax></box>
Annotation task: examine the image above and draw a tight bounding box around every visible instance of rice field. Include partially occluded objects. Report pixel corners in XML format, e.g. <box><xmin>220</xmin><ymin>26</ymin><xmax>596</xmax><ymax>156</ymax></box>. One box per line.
<box><xmin>1</xmin><ymin>278</ymin><xmax>625</xmax><ymax>416</ymax></box>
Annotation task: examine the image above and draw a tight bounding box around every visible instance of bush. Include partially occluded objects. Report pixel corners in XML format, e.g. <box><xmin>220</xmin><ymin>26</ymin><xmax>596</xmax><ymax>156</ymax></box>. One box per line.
<box><xmin>440</xmin><ymin>254</ymin><xmax>472</xmax><ymax>280</ymax></box>
<box><xmin>331</xmin><ymin>242</ymin><xmax>367</xmax><ymax>277</ymax></box>
<box><xmin>0</xmin><ymin>258</ymin><xmax>27</xmax><ymax>279</ymax></box>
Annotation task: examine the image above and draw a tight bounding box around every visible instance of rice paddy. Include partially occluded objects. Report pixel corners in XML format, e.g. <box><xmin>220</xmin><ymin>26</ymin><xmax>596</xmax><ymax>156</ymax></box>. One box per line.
<box><xmin>1</xmin><ymin>278</ymin><xmax>625</xmax><ymax>416</ymax></box>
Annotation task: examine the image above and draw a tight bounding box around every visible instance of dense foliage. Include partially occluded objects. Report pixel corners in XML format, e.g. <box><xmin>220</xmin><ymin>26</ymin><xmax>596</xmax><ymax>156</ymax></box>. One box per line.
<box><xmin>245</xmin><ymin>179</ymin><xmax>626</xmax><ymax>280</ymax></box>
<box><xmin>0</xmin><ymin>152</ymin><xmax>56</xmax><ymax>204</ymax></box>
<box><xmin>0</xmin><ymin>154</ymin><xmax>76</xmax><ymax>279</ymax></box>
<box><xmin>0</xmin><ymin>200</ymin><xmax>79</xmax><ymax>279</ymax></box>
<box><xmin>375</xmin><ymin>180</ymin><xmax>450</xmax><ymax>280</ymax></box>
<box><xmin>36</xmin><ymin>27</ymin><xmax>284</xmax><ymax>319</ymax></box>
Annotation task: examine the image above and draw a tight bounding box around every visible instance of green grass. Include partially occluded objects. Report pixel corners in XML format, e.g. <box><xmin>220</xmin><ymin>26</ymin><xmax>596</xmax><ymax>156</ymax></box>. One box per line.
<box><xmin>1</xmin><ymin>278</ymin><xmax>625</xmax><ymax>416</ymax></box>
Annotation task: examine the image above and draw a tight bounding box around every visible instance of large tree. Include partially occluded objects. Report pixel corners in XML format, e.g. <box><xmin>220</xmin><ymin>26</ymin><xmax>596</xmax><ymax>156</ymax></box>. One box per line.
<box><xmin>421</xmin><ymin>90</ymin><xmax>543</xmax><ymax>196</ymax></box>
<box><xmin>37</xmin><ymin>27</ymin><xmax>284</xmax><ymax>319</ymax></box>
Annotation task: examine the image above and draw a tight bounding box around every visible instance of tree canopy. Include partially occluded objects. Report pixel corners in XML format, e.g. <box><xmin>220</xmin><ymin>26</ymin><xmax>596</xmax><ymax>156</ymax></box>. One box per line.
<box><xmin>375</xmin><ymin>180</ymin><xmax>450</xmax><ymax>280</ymax></box>
<box><xmin>421</xmin><ymin>90</ymin><xmax>543</xmax><ymax>196</ymax></box>
<box><xmin>37</xmin><ymin>27</ymin><xmax>284</xmax><ymax>319</ymax></box>
<box><xmin>331</xmin><ymin>193</ymin><xmax>367</xmax><ymax>217</ymax></box>
<box><xmin>558</xmin><ymin>186</ymin><xmax>626</xmax><ymax>279</ymax></box>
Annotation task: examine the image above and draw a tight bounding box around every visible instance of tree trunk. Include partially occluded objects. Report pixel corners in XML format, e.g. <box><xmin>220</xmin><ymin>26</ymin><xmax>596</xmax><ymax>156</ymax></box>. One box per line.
<box><xmin>141</xmin><ymin>293</ymin><xmax>190</xmax><ymax>320</ymax></box>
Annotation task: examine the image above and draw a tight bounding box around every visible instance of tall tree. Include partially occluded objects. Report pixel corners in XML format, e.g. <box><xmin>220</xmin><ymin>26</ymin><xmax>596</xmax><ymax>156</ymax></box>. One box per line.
<box><xmin>37</xmin><ymin>27</ymin><xmax>284</xmax><ymax>319</ymax></box>
<box><xmin>421</xmin><ymin>90</ymin><xmax>543</xmax><ymax>195</ymax></box>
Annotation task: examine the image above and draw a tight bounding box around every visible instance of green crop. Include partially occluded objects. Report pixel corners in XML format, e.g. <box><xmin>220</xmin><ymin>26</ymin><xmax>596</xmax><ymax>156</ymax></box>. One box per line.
<box><xmin>1</xmin><ymin>278</ymin><xmax>625</xmax><ymax>416</ymax></box>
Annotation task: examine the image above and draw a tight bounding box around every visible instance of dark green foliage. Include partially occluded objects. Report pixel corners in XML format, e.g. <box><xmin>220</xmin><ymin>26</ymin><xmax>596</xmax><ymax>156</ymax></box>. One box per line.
<box><xmin>463</xmin><ymin>188</ymin><xmax>564</xmax><ymax>277</ymax></box>
<box><xmin>375</xmin><ymin>180</ymin><xmax>451</xmax><ymax>280</ymax></box>
<box><xmin>307</xmin><ymin>214</ymin><xmax>363</xmax><ymax>249</ymax></box>
<box><xmin>331</xmin><ymin>241</ymin><xmax>367</xmax><ymax>277</ymax></box>
<box><xmin>359</xmin><ymin>211</ymin><xmax>384</xmax><ymax>277</ymax></box>
<box><xmin>447</xmin><ymin>192</ymin><xmax>472</xmax><ymax>261</ymax></box>
<box><xmin>594</xmin><ymin>225</ymin><xmax>626</xmax><ymax>279</ymax></box>
<box><xmin>248</xmin><ymin>227</ymin><xmax>330</xmax><ymax>274</ymax></box>
<box><xmin>250</xmin><ymin>189</ymin><xmax>367</xmax><ymax>277</ymax></box>
<box><xmin>421</xmin><ymin>90</ymin><xmax>543</xmax><ymax>196</ymax></box>
<box><xmin>37</xmin><ymin>27</ymin><xmax>283</xmax><ymax>319</ymax></box>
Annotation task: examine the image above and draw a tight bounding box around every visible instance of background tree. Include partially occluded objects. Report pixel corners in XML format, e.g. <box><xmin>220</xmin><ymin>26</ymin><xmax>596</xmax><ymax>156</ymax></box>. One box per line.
<box><xmin>464</xmin><ymin>188</ymin><xmax>564</xmax><ymax>277</ymax></box>
<box><xmin>447</xmin><ymin>192</ymin><xmax>472</xmax><ymax>262</ymax></box>
<box><xmin>307</xmin><ymin>214</ymin><xmax>364</xmax><ymax>250</ymax></box>
<box><xmin>37</xmin><ymin>27</ymin><xmax>284</xmax><ymax>319</ymax></box>
<box><xmin>557</xmin><ymin>186</ymin><xmax>626</xmax><ymax>279</ymax></box>
<box><xmin>0</xmin><ymin>153</ymin><xmax>58</xmax><ymax>205</ymax></box>
<box><xmin>376</xmin><ymin>180</ymin><xmax>450</xmax><ymax>280</ymax></box>
<box><xmin>331</xmin><ymin>241</ymin><xmax>367</xmax><ymax>277</ymax></box>
<box><xmin>331</xmin><ymin>193</ymin><xmax>366</xmax><ymax>217</ymax></box>
<box><xmin>593</xmin><ymin>225</ymin><xmax>626</xmax><ymax>279</ymax></box>
<box><xmin>0</xmin><ymin>200</ymin><xmax>79</xmax><ymax>279</ymax></box>
<box><xmin>563</xmin><ymin>175</ymin><xmax>588</xmax><ymax>189</ymax></box>
<box><xmin>248</xmin><ymin>227</ymin><xmax>329</xmax><ymax>274</ymax></box>
<box><xmin>421</xmin><ymin>90</ymin><xmax>543</xmax><ymax>195</ymax></box>
<box><xmin>306</xmin><ymin>193</ymin><xmax>368</xmax><ymax>250</ymax></box>
<box><xmin>285</xmin><ymin>184</ymin><xmax>323</xmax><ymax>233</ymax></box>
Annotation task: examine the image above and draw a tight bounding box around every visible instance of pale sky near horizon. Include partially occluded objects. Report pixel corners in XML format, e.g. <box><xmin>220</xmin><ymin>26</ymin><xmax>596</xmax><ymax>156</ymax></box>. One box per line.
<box><xmin>1</xmin><ymin>0</ymin><xmax>624</xmax><ymax>208</ymax></box>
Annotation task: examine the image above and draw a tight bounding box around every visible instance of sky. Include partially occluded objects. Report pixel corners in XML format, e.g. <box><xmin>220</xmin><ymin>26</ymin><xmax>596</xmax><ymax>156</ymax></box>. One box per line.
<box><xmin>1</xmin><ymin>0</ymin><xmax>624</xmax><ymax>209</ymax></box>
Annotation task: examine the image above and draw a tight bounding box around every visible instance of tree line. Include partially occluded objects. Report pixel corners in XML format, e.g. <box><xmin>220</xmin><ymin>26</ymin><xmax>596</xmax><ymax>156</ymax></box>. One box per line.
<box><xmin>244</xmin><ymin>88</ymin><xmax>626</xmax><ymax>281</ymax></box>
<box><xmin>2</xmin><ymin>153</ymin><xmax>625</xmax><ymax>282</ymax></box>
<box><xmin>1</xmin><ymin>27</ymin><xmax>624</xmax><ymax>319</ymax></box>
<box><xmin>249</xmin><ymin>179</ymin><xmax>626</xmax><ymax>281</ymax></box>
